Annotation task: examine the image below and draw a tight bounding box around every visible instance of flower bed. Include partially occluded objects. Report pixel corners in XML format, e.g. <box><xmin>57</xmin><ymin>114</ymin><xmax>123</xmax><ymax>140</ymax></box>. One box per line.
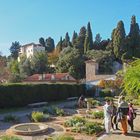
<box><xmin>64</xmin><ymin>116</ymin><xmax>104</xmax><ymax>135</ymax></box>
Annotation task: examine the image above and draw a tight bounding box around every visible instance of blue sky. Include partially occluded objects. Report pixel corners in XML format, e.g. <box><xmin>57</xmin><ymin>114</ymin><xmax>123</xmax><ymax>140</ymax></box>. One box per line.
<box><xmin>0</xmin><ymin>0</ymin><xmax>140</xmax><ymax>56</ymax></box>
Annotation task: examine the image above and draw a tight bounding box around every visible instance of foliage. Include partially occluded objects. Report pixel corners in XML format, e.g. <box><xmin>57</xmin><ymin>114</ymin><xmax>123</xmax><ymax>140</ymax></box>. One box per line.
<box><xmin>0</xmin><ymin>135</ymin><xmax>22</xmax><ymax>140</ymax></box>
<box><xmin>55</xmin><ymin>107</ymin><xmax>65</xmax><ymax>116</ymax></box>
<box><xmin>72</xmin><ymin>31</ymin><xmax>78</xmax><ymax>47</ymax></box>
<box><xmin>31</xmin><ymin>111</ymin><xmax>47</xmax><ymax>122</ymax></box>
<box><xmin>46</xmin><ymin>37</ymin><xmax>55</xmax><ymax>53</ymax></box>
<box><xmin>85</xmin><ymin>50</ymin><xmax>110</xmax><ymax>60</ymax></box>
<box><xmin>83</xmin><ymin>122</ymin><xmax>103</xmax><ymax>135</ymax></box>
<box><xmin>112</xmin><ymin>21</ymin><xmax>126</xmax><ymax>59</ymax></box>
<box><xmin>56</xmin><ymin>37</ymin><xmax>63</xmax><ymax>53</ymax></box>
<box><xmin>128</xmin><ymin>15</ymin><xmax>140</xmax><ymax>57</ymax></box>
<box><xmin>125</xmin><ymin>95</ymin><xmax>140</xmax><ymax>106</ymax></box>
<box><xmin>3</xmin><ymin>114</ymin><xmax>19</xmax><ymax>123</ymax></box>
<box><xmin>56</xmin><ymin>48</ymin><xmax>85</xmax><ymax>79</ymax></box>
<box><xmin>0</xmin><ymin>83</ymin><xmax>85</xmax><ymax>108</ymax></box>
<box><xmin>123</xmin><ymin>59</ymin><xmax>140</xmax><ymax>97</ymax></box>
<box><xmin>31</xmin><ymin>51</ymin><xmax>48</xmax><ymax>74</ymax></box>
<box><xmin>71</xmin><ymin>121</ymin><xmax>103</xmax><ymax>135</ymax></box>
<box><xmin>43</xmin><ymin>106</ymin><xmax>64</xmax><ymax>116</ymax></box>
<box><xmin>75</xmin><ymin>26</ymin><xmax>86</xmax><ymax>52</ymax></box>
<box><xmin>84</xmin><ymin>22</ymin><xmax>93</xmax><ymax>53</ymax></box>
<box><xmin>39</xmin><ymin>37</ymin><xmax>46</xmax><ymax>47</ymax></box>
<box><xmin>100</xmin><ymin>88</ymin><xmax>112</xmax><ymax>97</ymax></box>
<box><xmin>53</xmin><ymin>135</ymin><xmax>74</xmax><ymax>140</ymax></box>
<box><xmin>64</xmin><ymin>116</ymin><xmax>86</xmax><ymax>127</ymax></box>
<box><xmin>19</xmin><ymin>57</ymin><xmax>32</xmax><ymax>78</ymax></box>
<box><xmin>48</xmin><ymin>51</ymin><xmax>59</xmax><ymax>65</ymax></box>
<box><xmin>90</xmin><ymin>111</ymin><xmax>104</xmax><ymax>119</ymax></box>
<box><xmin>9</xmin><ymin>41</ymin><xmax>21</xmax><ymax>60</ymax></box>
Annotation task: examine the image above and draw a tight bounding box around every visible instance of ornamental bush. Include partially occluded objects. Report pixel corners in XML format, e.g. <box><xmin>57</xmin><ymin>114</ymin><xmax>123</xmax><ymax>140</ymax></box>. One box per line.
<box><xmin>0</xmin><ymin>83</ymin><xmax>85</xmax><ymax>108</ymax></box>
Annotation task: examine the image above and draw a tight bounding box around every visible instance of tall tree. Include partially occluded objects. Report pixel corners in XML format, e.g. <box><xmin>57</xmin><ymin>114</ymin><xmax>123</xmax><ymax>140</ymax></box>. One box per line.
<box><xmin>84</xmin><ymin>22</ymin><xmax>94</xmax><ymax>53</ymax></box>
<box><xmin>56</xmin><ymin>37</ymin><xmax>63</xmax><ymax>53</ymax></box>
<box><xmin>63</xmin><ymin>32</ymin><xmax>71</xmax><ymax>48</ymax></box>
<box><xmin>93</xmin><ymin>33</ymin><xmax>102</xmax><ymax>49</ymax></box>
<box><xmin>39</xmin><ymin>37</ymin><xmax>46</xmax><ymax>47</ymax></box>
<box><xmin>56</xmin><ymin>48</ymin><xmax>85</xmax><ymax>79</ymax></box>
<box><xmin>75</xmin><ymin>26</ymin><xmax>86</xmax><ymax>51</ymax></box>
<box><xmin>10</xmin><ymin>41</ymin><xmax>21</xmax><ymax>60</ymax></box>
<box><xmin>128</xmin><ymin>15</ymin><xmax>140</xmax><ymax>56</ymax></box>
<box><xmin>45</xmin><ymin>37</ymin><xmax>55</xmax><ymax>53</ymax></box>
<box><xmin>72</xmin><ymin>31</ymin><xmax>78</xmax><ymax>47</ymax></box>
<box><xmin>31</xmin><ymin>51</ymin><xmax>48</xmax><ymax>74</ymax></box>
<box><xmin>113</xmin><ymin>20</ymin><xmax>126</xmax><ymax>59</ymax></box>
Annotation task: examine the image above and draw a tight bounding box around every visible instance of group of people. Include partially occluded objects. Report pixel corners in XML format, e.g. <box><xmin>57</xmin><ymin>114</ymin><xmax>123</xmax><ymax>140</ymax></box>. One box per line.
<box><xmin>104</xmin><ymin>96</ymin><xmax>136</xmax><ymax>135</ymax></box>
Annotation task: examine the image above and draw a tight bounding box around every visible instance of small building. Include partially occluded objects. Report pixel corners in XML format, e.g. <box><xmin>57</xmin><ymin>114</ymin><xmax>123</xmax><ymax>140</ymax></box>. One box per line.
<box><xmin>23</xmin><ymin>73</ymin><xmax>78</xmax><ymax>84</ymax></box>
<box><xmin>18</xmin><ymin>43</ymin><xmax>45</xmax><ymax>61</ymax></box>
<box><xmin>85</xmin><ymin>59</ymin><xmax>120</xmax><ymax>95</ymax></box>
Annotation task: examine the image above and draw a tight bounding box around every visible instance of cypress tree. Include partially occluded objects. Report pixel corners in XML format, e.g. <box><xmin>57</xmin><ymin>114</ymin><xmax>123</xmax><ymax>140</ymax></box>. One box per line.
<box><xmin>128</xmin><ymin>15</ymin><xmax>140</xmax><ymax>56</ymax></box>
<box><xmin>75</xmin><ymin>26</ymin><xmax>86</xmax><ymax>50</ymax></box>
<box><xmin>84</xmin><ymin>22</ymin><xmax>93</xmax><ymax>53</ymax></box>
<box><xmin>56</xmin><ymin>37</ymin><xmax>63</xmax><ymax>53</ymax></box>
<box><xmin>113</xmin><ymin>20</ymin><xmax>126</xmax><ymax>59</ymax></box>
<box><xmin>72</xmin><ymin>31</ymin><xmax>78</xmax><ymax>47</ymax></box>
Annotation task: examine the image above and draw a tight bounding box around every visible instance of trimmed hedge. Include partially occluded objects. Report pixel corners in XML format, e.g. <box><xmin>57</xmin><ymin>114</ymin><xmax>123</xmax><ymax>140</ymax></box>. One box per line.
<box><xmin>0</xmin><ymin>83</ymin><xmax>85</xmax><ymax>108</ymax></box>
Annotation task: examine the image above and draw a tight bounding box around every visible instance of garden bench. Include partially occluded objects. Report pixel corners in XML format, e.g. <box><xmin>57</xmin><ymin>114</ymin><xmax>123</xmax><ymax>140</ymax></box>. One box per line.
<box><xmin>67</xmin><ymin>97</ymin><xmax>78</xmax><ymax>101</ymax></box>
<box><xmin>28</xmin><ymin>102</ymin><xmax>48</xmax><ymax>108</ymax></box>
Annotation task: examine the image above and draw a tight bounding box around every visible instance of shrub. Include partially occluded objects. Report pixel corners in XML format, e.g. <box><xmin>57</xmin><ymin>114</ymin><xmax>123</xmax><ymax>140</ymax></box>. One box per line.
<box><xmin>65</xmin><ymin>116</ymin><xmax>85</xmax><ymax>127</ymax></box>
<box><xmin>91</xmin><ymin>111</ymin><xmax>104</xmax><ymax>119</ymax></box>
<box><xmin>53</xmin><ymin>135</ymin><xmax>74</xmax><ymax>140</ymax></box>
<box><xmin>0</xmin><ymin>135</ymin><xmax>22</xmax><ymax>140</ymax></box>
<box><xmin>55</xmin><ymin>107</ymin><xmax>65</xmax><ymax>116</ymax></box>
<box><xmin>31</xmin><ymin>111</ymin><xmax>49</xmax><ymax>122</ymax></box>
<box><xmin>3</xmin><ymin>114</ymin><xmax>19</xmax><ymax>123</ymax></box>
<box><xmin>43</xmin><ymin>106</ymin><xmax>65</xmax><ymax>116</ymax></box>
<box><xmin>71</xmin><ymin>121</ymin><xmax>103</xmax><ymax>135</ymax></box>
<box><xmin>83</xmin><ymin>122</ymin><xmax>103</xmax><ymax>134</ymax></box>
<box><xmin>100</xmin><ymin>88</ymin><xmax>112</xmax><ymax>97</ymax></box>
<box><xmin>0</xmin><ymin>84</ymin><xmax>85</xmax><ymax>108</ymax></box>
<box><xmin>104</xmin><ymin>97</ymin><xmax>113</xmax><ymax>102</ymax></box>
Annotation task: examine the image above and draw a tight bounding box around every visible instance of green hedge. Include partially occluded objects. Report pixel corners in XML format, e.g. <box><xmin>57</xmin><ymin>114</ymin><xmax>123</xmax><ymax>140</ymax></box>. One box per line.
<box><xmin>0</xmin><ymin>83</ymin><xmax>85</xmax><ymax>108</ymax></box>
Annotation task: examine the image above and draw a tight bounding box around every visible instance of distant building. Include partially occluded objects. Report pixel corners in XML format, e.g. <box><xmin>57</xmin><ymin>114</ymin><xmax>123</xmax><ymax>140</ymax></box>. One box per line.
<box><xmin>85</xmin><ymin>59</ymin><xmax>122</xmax><ymax>87</ymax></box>
<box><xmin>18</xmin><ymin>43</ymin><xmax>45</xmax><ymax>61</ymax></box>
<box><xmin>23</xmin><ymin>73</ymin><xmax>78</xmax><ymax>84</ymax></box>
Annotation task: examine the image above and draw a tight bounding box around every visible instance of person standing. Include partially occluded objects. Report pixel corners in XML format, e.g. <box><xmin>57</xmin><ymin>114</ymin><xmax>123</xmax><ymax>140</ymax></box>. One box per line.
<box><xmin>78</xmin><ymin>94</ymin><xmax>85</xmax><ymax>108</ymax></box>
<box><xmin>128</xmin><ymin>103</ymin><xmax>135</xmax><ymax>131</ymax></box>
<box><xmin>111</xmin><ymin>101</ymin><xmax>119</xmax><ymax>130</ymax></box>
<box><xmin>103</xmin><ymin>99</ymin><xmax>112</xmax><ymax>134</ymax></box>
<box><xmin>118</xmin><ymin>96</ymin><xmax>129</xmax><ymax>135</ymax></box>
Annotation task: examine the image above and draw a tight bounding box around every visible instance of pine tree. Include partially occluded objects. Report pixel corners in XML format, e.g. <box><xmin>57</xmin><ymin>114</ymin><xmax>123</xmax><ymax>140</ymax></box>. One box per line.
<box><xmin>45</xmin><ymin>37</ymin><xmax>55</xmax><ymax>53</ymax></box>
<box><xmin>112</xmin><ymin>20</ymin><xmax>126</xmax><ymax>59</ymax></box>
<box><xmin>84</xmin><ymin>22</ymin><xmax>93</xmax><ymax>53</ymax></box>
<box><xmin>39</xmin><ymin>37</ymin><xmax>45</xmax><ymax>47</ymax></box>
